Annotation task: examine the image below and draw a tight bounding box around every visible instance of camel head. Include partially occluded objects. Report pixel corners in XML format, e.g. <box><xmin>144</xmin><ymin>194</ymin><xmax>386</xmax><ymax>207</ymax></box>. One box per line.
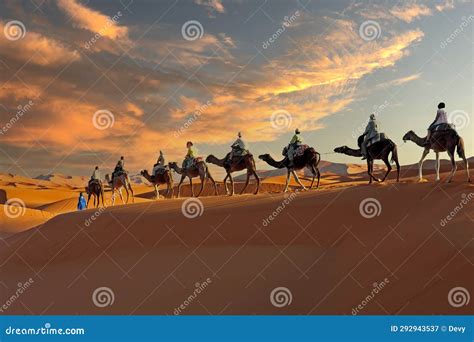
<box><xmin>258</xmin><ymin>154</ymin><xmax>271</xmax><ymax>162</ymax></box>
<box><xmin>140</xmin><ymin>170</ymin><xmax>148</xmax><ymax>176</ymax></box>
<box><xmin>205</xmin><ymin>155</ymin><xmax>215</xmax><ymax>163</ymax></box>
<box><xmin>104</xmin><ymin>174</ymin><xmax>111</xmax><ymax>183</ymax></box>
<box><xmin>334</xmin><ymin>146</ymin><xmax>349</xmax><ymax>154</ymax></box>
<box><xmin>402</xmin><ymin>130</ymin><xmax>415</xmax><ymax>142</ymax></box>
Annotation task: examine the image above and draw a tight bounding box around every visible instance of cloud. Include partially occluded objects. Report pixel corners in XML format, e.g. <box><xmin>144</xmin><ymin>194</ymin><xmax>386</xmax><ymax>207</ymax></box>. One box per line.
<box><xmin>390</xmin><ymin>3</ymin><xmax>433</xmax><ymax>23</ymax></box>
<box><xmin>194</xmin><ymin>0</ymin><xmax>225</xmax><ymax>13</ymax></box>
<box><xmin>0</xmin><ymin>21</ymin><xmax>80</xmax><ymax>67</ymax></box>
<box><xmin>57</xmin><ymin>0</ymin><xmax>128</xmax><ymax>40</ymax></box>
<box><xmin>436</xmin><ymin>0</ymin><xmax>455</xmax><ymax>12</ymax></box>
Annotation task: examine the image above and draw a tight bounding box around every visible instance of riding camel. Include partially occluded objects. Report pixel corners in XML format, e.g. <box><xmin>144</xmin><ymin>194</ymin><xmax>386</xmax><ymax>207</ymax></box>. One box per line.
<box><xmin>104</xmin><ymin>173</ymin><xmax>135</xmax><ymax>205</ymax></box>
<box><xmin>140</xmin><ymin>169</ymin><xmax>174</xmax><ymax>199</ymax></box>
<box><xmin>334</xmin><ymin>136</ymin><xmax>400</xmax><ymax>183</ymax></box>
<box><xmin>206</xmin><ymin>153</ymin><xmax>260</xmax><ymax>195</ymax></box>
<box><xmin>168</xmin><ymin>161</ymin><xmax>218</xmax><ymax>198</ymax></box>
<box><xmin>258</xmin><ymin>147</ymin><xmax>321</xmax><ymax>192</ymax></box>
<box><xmin>403</xmin><ymin>130</ymin><xmax>470</xmax><ymax>183</ymax></box>
<box><xmin>85</xmin><ymin>181</ymin><xmax>105</xmax><ymax>208</ymax></box>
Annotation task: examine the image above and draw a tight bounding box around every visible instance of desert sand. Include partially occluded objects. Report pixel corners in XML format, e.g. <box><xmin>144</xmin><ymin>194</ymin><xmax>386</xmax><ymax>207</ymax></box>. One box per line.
<box><xmin>0</xmin><ymin>159</ymin><xmax>472</xmax><ymax>315</ymax></box>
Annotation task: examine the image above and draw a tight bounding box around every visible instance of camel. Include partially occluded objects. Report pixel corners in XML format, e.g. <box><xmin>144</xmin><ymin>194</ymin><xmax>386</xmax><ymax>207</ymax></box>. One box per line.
<box><xmin>104</xmin><ymin>173</ymin><xmax>135</xmax><ymax>206</ymax></box>
<box><xmin>403</xmin><ymin>130</ymin><xmax>470</xmax><ymax>183</ymax></box>
<box><xmin>140</xmin><ymin>169</ymin><xmax>174</xmax><ymax>199</ymax></box>
<box><xmin>206</xmin><ymin>153</ymin><xmax>260</xmax><ymax>195</ymax></box>
<box><xmin>85</xmin><ymin>181</ymin><xmax>105</xmax><ymax>208</ymax></box>
<box><xmin>168</xmin><ymin>161</ymin><xmax>218</xmax><ymax>198</ymax></box>
<box><xmin>258</xmin><ymin>147</ymin><xmax>321</xmax><ymax>192</ymax></box>
<box><xmin>334</xmin><ymin>137</ymin><xmax>400</xmax><ymax>184</ymax></box>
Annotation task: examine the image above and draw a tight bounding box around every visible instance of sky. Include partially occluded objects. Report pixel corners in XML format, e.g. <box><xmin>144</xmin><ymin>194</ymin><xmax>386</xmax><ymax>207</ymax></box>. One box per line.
<box><xmin>0</xmin><ymin>0</ymin><xmax>472</xmax><ymax>178</ymax></box>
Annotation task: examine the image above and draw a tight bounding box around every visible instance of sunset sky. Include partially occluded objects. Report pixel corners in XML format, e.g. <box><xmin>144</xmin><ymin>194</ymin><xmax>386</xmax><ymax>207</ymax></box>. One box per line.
<box><xmin>0</xmin><ymin>0</ymin><xmax>472</xmax><ymax>177</ymax></box>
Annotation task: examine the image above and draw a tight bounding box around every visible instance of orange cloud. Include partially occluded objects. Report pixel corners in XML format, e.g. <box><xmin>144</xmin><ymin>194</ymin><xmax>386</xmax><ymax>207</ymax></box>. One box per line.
<box><xmin>390</xmin><ymin>4</ymin><xmax>433</xmax><ymax>22</ymax></box>
<box><xmin>0</xmin><ymin>21</ymin><xmax>80</xmax><ymax>66</ymax></box>
<box><xmin>57</xmin><ymin>0</ymin><xmax>128</xmax><ymax>40</ymax></box>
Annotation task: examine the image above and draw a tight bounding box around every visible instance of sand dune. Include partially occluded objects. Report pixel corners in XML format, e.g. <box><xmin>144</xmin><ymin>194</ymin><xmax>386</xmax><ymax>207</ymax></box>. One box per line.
<box><xmin>0</xmin><ymin>166</ymin><xmax>472</xmax><ymax>315</ymax></box>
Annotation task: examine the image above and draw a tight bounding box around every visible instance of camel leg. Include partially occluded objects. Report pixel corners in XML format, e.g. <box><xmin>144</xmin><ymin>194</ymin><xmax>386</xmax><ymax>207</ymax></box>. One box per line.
<box><xmin>128</xmin><ymin>182</ymin><xmax>134</xmax><ymax>203</ymax></box>
<box><xmin>176</xmin><ymin>175</ymin><xmax>185</xmax><ymax>198</ymax></box>
<box><xmin>316</xmin><ymin>168</ymin><xmax>321</xmax><ymax>189</ymax></box>
<box><xmin>111</xmin><ymin>190</ymin><xmax>116</xmax><ymax>206</ymax></box>
<box><xmin>118</xmin><ymin>189</ymin><xmax>125</xmax><ymax>204</ymax></box>
<box><xmin>228</xmin><ymin>174</ymin><xmax>235</xmax><ymax>196</ymax></box>
<box><xmin>284</xmin><ymin>170</ymin><xmax>291</xmax><ymax>192</ymax></box>
<box><xmin>367</xmin><ymin>159</ymin><xmax>373</xmax><ymax>184</ymax></box>
<box><xmin>253</xmin><ymin>171</ymin><xmax>260</xmax><ymax>195</ymax></box>
<box><xmin>155</xmin><ymin>184</ymin><xmax>161</xmax><ymax>199</ymax></box>
<box><xmin>207</xmin><ymin>169</ymin><xmax>218</xmax><ymax>196</ymax></box>
<box><xmin>239</xmin><ymin>173</ymin><xmax>250</xmax><ymax>195</ymax></box>
<box><xmin>418</xmin><ymin>149</ymin><xmax>429</xmax><ymax>181</ymax></box>
<box><xmin>87</xmin><ymin>194</ymin><xmax>91</xmax><ymax>208</ymax></box>
<box><xmin>446</xmin><ymin>150</ymin><xmax>457</xmax><ymax>183</ymax></box>
<box><xmin>464</xmin><ymin>158</ymin><xmax>470</xmax><ymax>183</ymax></box>
<box><xmin>292</xmin><ymin>170</ymin><xmax>307</xmax><ymax>190</ymax></box>
<box><xmin>381</xmin><ymin>157</ymin><xmax>392</xmax><ymax>182</ymax></box>
<box><xmin>196</xmin><ymin>175</ymin><xmax>205</xmax><ymax>198</ymax></box>
<box><xmin>309</xmin><ymin>165</ymin><xmax>316</xmax><ymax>189</ymax></box>
<box><xmin>189</xmin><ymin>177</ymin><xmax>195</xmax><ymax>197</ymax></box>
<box><xmin>435</xmin><ymin>152</ymin><xmax>440</xmax><ymax>181</ymax></box>
<box><xmin>223</xmin><ymin>174</ymin><xmax>229</xmax><ymax>195</ymax></box>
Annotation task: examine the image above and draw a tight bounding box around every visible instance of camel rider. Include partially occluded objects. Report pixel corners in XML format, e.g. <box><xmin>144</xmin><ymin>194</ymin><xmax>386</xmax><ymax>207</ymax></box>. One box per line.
<box><xmin>90</xmin><ymin>166</ymin><xmax>101</xmax><ymax>184</ymax></box>
<box><xmin>183</xmin><ymin>141</ymin><xmax>197</xmax><ymax>170</ymax></box>
<box><xmin>227</xmin><ymin>132</ymin><xmax>247</xmax><ymax>165</ymax></box>
<box><xmin>288</xmin><ymin>128</ymin><xmax>302</xmax><ymax>168</ymax></box>
<box><xmin>361</xmin><ymin>114</ymin><xmax>379</xmax><ymax>160</ymax></box>
<box><xmin>426</xmin><ymin>102</ymin><xmax>449</xmax><ymax>145</ymax></box>
<box><xmin>113</xmin><ymin>156</ymin><xmax>125</xmax><ymax>179</ymax></box>
<box><xmin>152</xmin><ymin>150</ymin><xmax>166</xmax><ymax>177</ymax></box>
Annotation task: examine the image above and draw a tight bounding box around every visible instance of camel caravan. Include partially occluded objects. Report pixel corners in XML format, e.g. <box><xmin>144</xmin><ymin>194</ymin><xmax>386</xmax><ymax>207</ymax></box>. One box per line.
<box><xmin>84</xmin><ymin>102</ymin><xmax>470</xmax><ymax>208</ymax></box>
